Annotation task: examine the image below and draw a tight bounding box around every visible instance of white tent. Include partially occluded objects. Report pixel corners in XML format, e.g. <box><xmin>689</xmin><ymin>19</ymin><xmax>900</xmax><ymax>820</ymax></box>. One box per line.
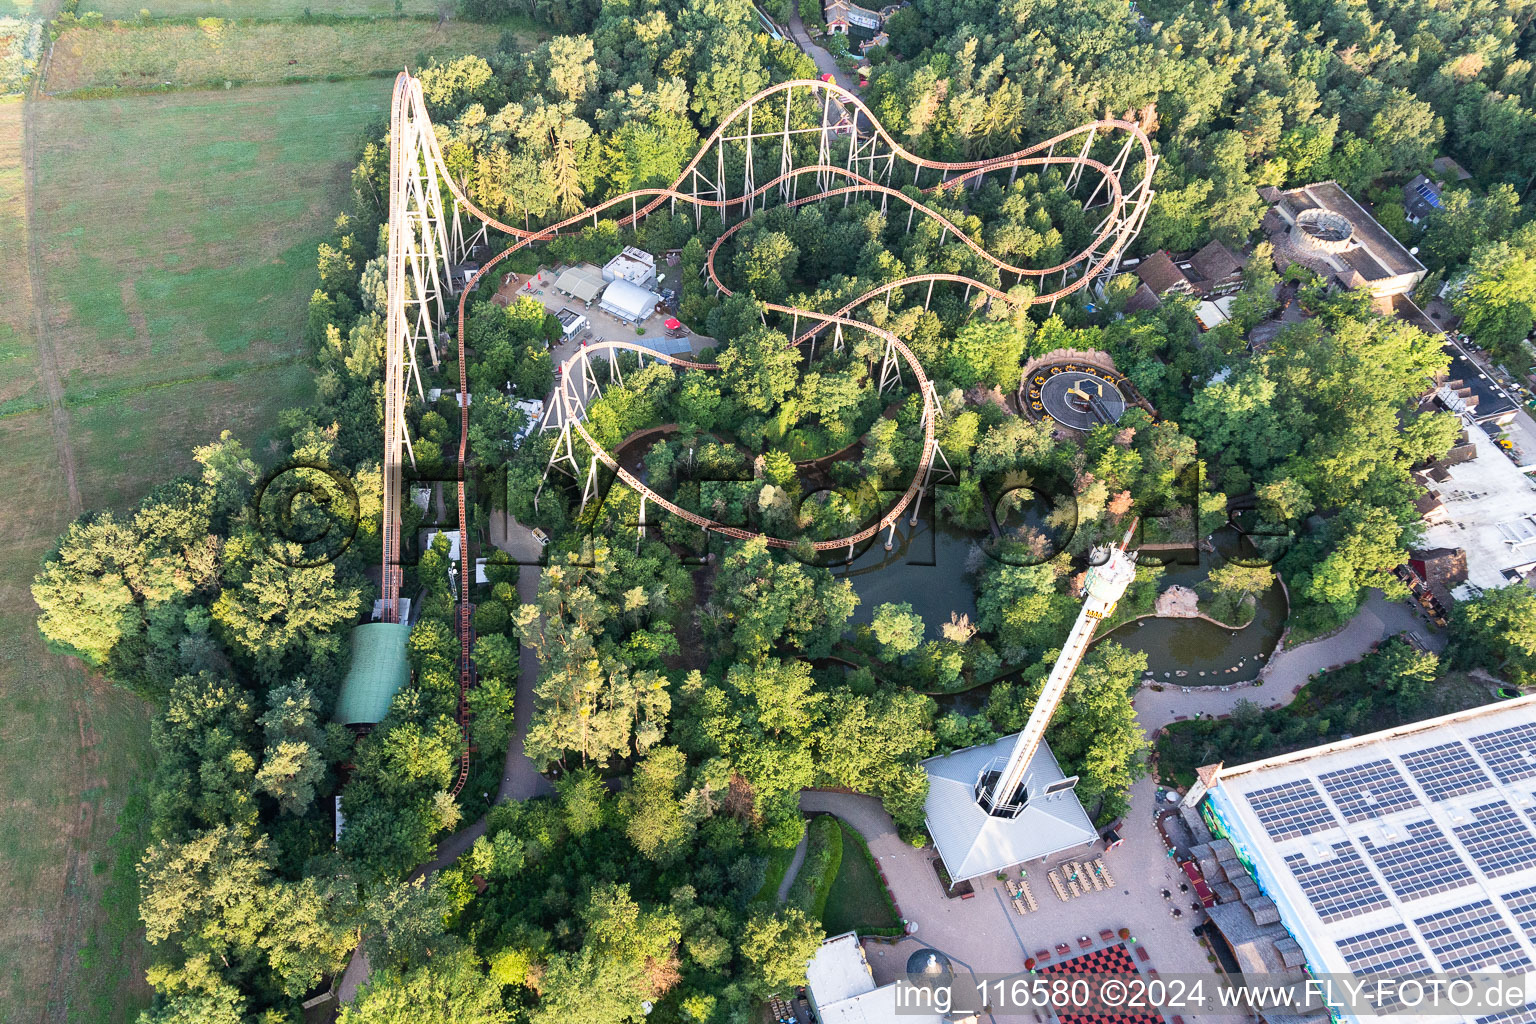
<box><xmin>599</xmin><ymin>279</ymin><xmax>661</xmax><ymax>323</ymax></box>
<box><xmin>553</xmin><ymin>264</ymin><xmax>605</xmax><ymax>303</ymax></box>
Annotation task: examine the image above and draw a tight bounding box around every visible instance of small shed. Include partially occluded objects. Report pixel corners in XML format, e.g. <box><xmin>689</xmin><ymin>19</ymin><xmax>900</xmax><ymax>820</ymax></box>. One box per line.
<box><xmin>334</xmin><ymin>622</ymin><xmax>412</xmax><ymax>726</ymax></box>
<box><xmin>1122</xmin><ymin>281</ymin><xmax>1161</xmax><ymax>314</ymax></box>
<box><xmin>600</xmin><ymin>279</ymin><xmax>661</xmax><ymax>323</ymax></box>
<box><xmin>555</xmin><ymin>307</ymin><xmax>587</xmax><ymax>337</ymax></box>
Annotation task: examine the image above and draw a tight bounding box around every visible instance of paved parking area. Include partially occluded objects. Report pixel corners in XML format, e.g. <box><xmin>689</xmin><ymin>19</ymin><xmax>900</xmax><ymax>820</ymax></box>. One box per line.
<box><xmin>495</xmin><ymin>267</ymin><xmax>715</xmax><ymax>375</ymax></box>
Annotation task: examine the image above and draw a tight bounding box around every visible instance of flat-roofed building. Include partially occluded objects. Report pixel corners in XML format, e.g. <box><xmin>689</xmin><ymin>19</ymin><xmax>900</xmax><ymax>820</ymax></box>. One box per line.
<box><xmin>1404</xmin><ymin>174</ymin><xmax>1445</xmax><ymax>224</ymax></box>
<box><xmin>1416</xmin><ymin>413</ymin><xmax>1536</xmax><ymax>596</ymax></box>
<box><xmin>1262</xmin><ymin>181</ymin><xmax>1427</xmax><ymax>298</ymax></box>
<box><xmin>1194</xmin><ymin>696</ymin><xmax>1536</xmax><ymax>1024</ymax></box>
<box><xmin>602</xmin><ymin>246</ymin><xmax>657</xmax><ymax>289</ymax></box>
<box><xmin>805</xmin><ymin>932</ymin><xmax>965</xmax><ymax>1024</ymax></box>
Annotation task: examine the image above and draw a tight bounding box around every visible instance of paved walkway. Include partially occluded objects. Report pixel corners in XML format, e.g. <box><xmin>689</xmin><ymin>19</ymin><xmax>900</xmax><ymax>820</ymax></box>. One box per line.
<box><xmin>801</xmin><ymin>590</ymin><xmax>1439</xmax><ymax>1022</ymax></box>
<box><xmin>502</xmin><ymin>561</ymin><xmax>554</xmax><ymax>801</ymax></box>
<box><xmin>787</xmin><ymin>8</ymin><xmax>845</xmax><ymax>86</ymax></box>
<box><xmin>776</xmin><ymin>827</ymin><xmax>811</xmax><ymax>904</ymax></box>
<box><xmin>1133</xmin><ymin>590</ymin><xmax>1441</xmax><ymax>724</ymax></box>
<box><xmin>802</xmin><ymin>780</ymin><xmax>1222</xmax><ymax>1023</ymax></box>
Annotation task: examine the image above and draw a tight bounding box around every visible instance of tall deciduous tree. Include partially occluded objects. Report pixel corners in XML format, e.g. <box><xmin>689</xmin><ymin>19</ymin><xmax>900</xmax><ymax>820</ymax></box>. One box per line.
<box><xmin>716</xmin><ymin>326</ymin><xmax>799</xmax><ymax>414</ymax></box>
<box><xmin>1449</xmin><ymin>585</ymin><xmax>1536</xmax><ymax>685</ymax></box>
<box><xmin>212</xmin><ymin>543</ymin><xmax>361</xmax><ymax>679</ymax></box>
<box><xmin>255</xmin><ymin>682</ymin><xmax>327</xmax><ymax>816</ymax></box>
<box><xmin>872</xmin><ymin>601</ymin><xmax>926</xmax><ymax>657</ymax></box>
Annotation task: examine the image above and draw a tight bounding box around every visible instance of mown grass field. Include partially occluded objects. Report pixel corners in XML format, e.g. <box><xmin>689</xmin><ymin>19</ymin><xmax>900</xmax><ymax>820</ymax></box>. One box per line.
<box><xmin>0</xmin><ymin>407</ymin><xmax>156</xmax><ymax>1024</ymax></box>
<box><xmin>46</xmin><ymin>18</ymin><xmax>510</xmax><ymax>93</ymax></box>
<box><xmin>31</xmin><ymin>80</ymin><xmax>386</xmax><ymax>403</ymax></box>
<box><xmin>70</xmin><ymin>361</ymin><xmax>314</xmax><ymax>507</ymax></box>
<box><xmin>1</xmin><ymin>74</ymin><xmax>386</xmax><ymax>1023</ymax></box>
<box><xmin>90</xmin><ymin>0</ymin><xmax>448</xmax><ymax>19</ymax></box>
<box><xmin>0</xmin><ymin>101</ymin><xmax>40</xmax><ymax>412</ymax></box>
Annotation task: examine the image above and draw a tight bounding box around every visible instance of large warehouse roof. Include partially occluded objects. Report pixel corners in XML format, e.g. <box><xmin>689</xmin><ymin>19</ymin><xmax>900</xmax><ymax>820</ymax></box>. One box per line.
<box><xmin>1204</xmin><ymin>696</ymin><xmax>1536</xmax><ymax>1020</ymax></box>
<box><xmin>333</xmin><ymin>622</ymin><xmax>412</xmax><ymax>725</ymax></box>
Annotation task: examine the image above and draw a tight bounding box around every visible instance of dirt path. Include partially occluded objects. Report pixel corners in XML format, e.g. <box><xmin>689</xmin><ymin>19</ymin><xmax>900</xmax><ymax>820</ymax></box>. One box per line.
<box><xmin>20</xmin><ymin>89</ymin><xmax>82</xmax><ymax>514</ymax></box>
<box><xmin>776</xmin><ymin>827</ymin><xmax>811</xmax><ymax>904</ymax></box>
<box><xmin>22</xmin><ymin>69</ymin><xmax>100</xmax><ymax>1024</ymax></box>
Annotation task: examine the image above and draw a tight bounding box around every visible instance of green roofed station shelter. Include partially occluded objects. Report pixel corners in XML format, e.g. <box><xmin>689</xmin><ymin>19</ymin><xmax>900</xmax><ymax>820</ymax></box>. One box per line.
<box><xmin>334</xmin><ymin>621</ymin><xmax>412</xmax><ymax>728</ymax></box>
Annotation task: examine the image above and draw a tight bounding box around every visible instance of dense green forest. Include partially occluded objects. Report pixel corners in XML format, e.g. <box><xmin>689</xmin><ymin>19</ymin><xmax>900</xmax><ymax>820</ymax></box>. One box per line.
<box><xmin>27</xmin><ymin>0</ymin><xmax>1536</xmax><ymax>1020</ymax></box>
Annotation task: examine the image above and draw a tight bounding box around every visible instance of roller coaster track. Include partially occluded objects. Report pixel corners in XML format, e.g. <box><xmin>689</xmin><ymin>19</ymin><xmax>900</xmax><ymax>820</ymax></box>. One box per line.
<box><xmin>382</xmin><ymin>72</ymin><xmax>1156</xmax><ymax>795</ymax></box>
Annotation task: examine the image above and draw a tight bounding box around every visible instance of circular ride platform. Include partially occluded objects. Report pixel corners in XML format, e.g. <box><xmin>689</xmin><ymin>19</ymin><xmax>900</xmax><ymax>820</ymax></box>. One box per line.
<box><xmin>1023</xmin><ymin>361</ymin><xmax>1131</xmax><ymax>430</ymax></box>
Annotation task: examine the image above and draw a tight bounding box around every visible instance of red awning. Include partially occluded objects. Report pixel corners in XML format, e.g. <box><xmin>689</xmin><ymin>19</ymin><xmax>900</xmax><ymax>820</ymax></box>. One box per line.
<box><xmin>1181</xmin><ymin>860</ymin><xmax>1216</xmax><ymax>906</ymax></box>
<box><xmin>664</xmin><ymin>318</ymin><xmax>682</xmax><ymax>330</ymax></box>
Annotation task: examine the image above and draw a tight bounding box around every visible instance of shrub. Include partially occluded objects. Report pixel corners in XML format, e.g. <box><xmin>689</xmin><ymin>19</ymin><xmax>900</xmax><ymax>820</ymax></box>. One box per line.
<box><xmin>785</xmin><ymin>814</ymin><xmax>843</xmax><ymax>920</ymax></box>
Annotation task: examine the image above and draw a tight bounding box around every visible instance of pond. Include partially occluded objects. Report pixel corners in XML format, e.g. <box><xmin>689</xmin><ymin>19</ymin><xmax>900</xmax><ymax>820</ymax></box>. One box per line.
<box><xmin>929</xmin><ymin>552</ymin><xmax>1288</xmax><ymax>716</ymax></box>
<box><xmin>1098</xmin><ymin>558</ymin><xmax>1288</xmax><ymax>681</ymax></box>
<box><xmin>831</xmin><ymin>517</ymin><xmax>983</xmax><ymax>641</ymax></box>
<box><xmin>832</xmin><ymin>519</ymin><xmax>1287</xmax><ymax>677</ymax></box>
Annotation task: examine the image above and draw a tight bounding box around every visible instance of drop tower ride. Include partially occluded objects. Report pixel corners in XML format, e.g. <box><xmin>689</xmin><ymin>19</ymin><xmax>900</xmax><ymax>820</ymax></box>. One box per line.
<box><xmin>921</xmin><ymin>527</ymin><xmax>1138</xmax><ymax>882</ymax></box>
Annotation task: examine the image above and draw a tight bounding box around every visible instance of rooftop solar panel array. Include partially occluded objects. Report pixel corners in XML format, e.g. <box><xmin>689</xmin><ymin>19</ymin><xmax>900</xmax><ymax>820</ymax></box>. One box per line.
<box><xmin>1502</xmin><ymin>886</ymin><xmax>1536</xmax><ymax>944</ymax></box>
<box><xmin>1477</xmin><ymin>1006</ymin><xmax>1536</xmax><ymax>1024</ymax></box>
<box><xmin>1247</xmin><ymin>779</ymin><xmax>1338</xmax><ymax>840</ymax></box>
<box><xmin>636</xmin><ymin>335</ymin><xmax>693</xmax><ymax>356</ymax></box>
<box><xmin>1401</xmin><ymin>742</ymin><xmax>1496</xmax><ymax>801</ymax></box>
<box><xmin>1415</xmin><ymin>900</ymin><xmax>1532</xmax><ymax>974</ymax></box>
<box><xmin>1285</xmin><ymin>841</ymin><xmax>1391</xmax><ymax>922</ymax></box>
<box><xmin>1336</xmin><ymin>923</ymin><xmax>1434</xmax><ymax>976</ymax></box>
<box><xmin>1319</xmin><ymin>758</ymin><xmax>1422</xmax><ymax>821</ymax></box>
<box><xmin>1362</xmin><ymin>820</ymin><xmax>1475</xmax><ymax>901</ymax></box>
<box><xmin>1452</xmin><ymin>802</ymin><xmax>1536</xmax><ymax>879</ymax></box>
<box><xmin>1470</xmin><ymin>723</ymin><xmax>1536</xmax><ymax>785</ymax></box>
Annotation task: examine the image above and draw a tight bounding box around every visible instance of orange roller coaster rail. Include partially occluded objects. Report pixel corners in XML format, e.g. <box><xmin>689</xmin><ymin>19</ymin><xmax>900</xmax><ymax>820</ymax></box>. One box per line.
<box><xmin>381</xmin><ymin>72</ymin><xmax>1157</xmax><ymax>793</ymax></box>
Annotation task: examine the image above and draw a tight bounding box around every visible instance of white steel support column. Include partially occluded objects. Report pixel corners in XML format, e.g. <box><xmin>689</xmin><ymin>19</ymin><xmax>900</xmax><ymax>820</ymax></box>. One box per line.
<box><xmin>580</xmin><ymin>454</ymin><xmax>600</xmax><ymax>512</ymax></box>
<box><xmin>1065</xmin><ymin>127</ymin><xmax>1097</xmax><ymax>192</ymax></box>
<box><xmin>877</xmin><ymin>337</ymin><xmax>902</xmax><ymax>394</ymax></box>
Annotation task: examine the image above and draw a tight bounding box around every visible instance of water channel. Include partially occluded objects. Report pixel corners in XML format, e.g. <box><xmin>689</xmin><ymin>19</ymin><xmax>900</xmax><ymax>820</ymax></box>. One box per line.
<box><xmin>831</xmin><ymin>521</ymin><xmax>1287</xmax><ymax>704</ymax></box>
<box><xmin>614</xmin><ymin>431</ymin><xmax>1287</xmax><ymax>692</ymax></box>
